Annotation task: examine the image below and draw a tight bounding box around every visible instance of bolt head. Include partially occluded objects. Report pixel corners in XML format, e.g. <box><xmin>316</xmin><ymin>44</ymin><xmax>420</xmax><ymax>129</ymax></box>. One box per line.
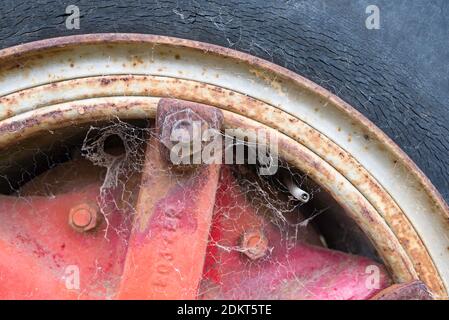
<box><xmin>241</xmin><ymin>230</ymin><xmax>268</xmax><ymax>260</ymax></box>
<box><xmin>160</xmin><ymin>109</ymin><xmax>209</xmax><ymax>162</ymax></box>
<box><xmin>69</xmin><ymin>203</ymin><xmax>98</xmax><ymax>232</ymax></box>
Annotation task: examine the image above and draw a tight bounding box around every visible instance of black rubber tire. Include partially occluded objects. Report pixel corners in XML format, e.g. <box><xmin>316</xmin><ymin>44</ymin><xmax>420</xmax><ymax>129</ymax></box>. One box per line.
<box><xmin>0</xmin><ymin>0</ymin><xmax>448</xmax><ymax>202</ymax></box>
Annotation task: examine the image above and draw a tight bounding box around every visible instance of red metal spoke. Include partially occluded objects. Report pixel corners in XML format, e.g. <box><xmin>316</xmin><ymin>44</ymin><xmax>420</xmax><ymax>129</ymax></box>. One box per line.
<box><xmin>117</xmin><ymin>100</ymin><xmax>224</xmax><ymax>299</ymax></box>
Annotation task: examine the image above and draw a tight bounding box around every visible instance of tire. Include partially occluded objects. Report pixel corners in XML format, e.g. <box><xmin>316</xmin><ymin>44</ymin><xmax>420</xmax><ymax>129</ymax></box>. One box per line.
<box><xmin>0</xmin><ymin>0</ymin><xmax>447</xmax><ymax>203</ymax></box>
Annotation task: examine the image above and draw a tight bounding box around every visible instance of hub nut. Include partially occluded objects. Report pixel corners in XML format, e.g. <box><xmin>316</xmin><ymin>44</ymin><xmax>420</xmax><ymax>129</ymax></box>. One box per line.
<box><xmin>69</xmin><ymin>203</ymin><xmax>98</xmax><ymax>232</ymax></box>
<box><xmin>240</xmin><ymin>230</ymin><xmax>269</xmax><ymax>260</ymax></box>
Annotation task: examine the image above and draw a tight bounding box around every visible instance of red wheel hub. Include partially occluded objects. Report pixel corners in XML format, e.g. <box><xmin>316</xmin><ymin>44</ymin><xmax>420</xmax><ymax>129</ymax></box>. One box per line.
<box><xmin>0</xmin><ymin>99</ymin><xmax>397</xmax><ymax>299</ymax></box>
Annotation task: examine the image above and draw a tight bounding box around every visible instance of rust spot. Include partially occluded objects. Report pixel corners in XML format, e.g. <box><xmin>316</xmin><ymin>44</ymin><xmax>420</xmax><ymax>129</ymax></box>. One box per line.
<box><xmin>0</xmin><ymin>117</ymin><xmax>40</xmax><ymax>133</ymax></box>
<box><xmin>100</xmin><ymin>78</ymin><xmax>113</xmax><ymax>86</ymax></box>
<box><xmin>360</xmin><ymin>206</ymin><xmax>375</xmax><ymax>223</ymax></box>
<box><xmin>5</xmin><ymin>109</ymin><xmax>14</xmax><ymax>117</ymax></box>
<box><xmin>134</xmin><ymin>57</ymin><xmax>144</xmax><ymax>64</ymax></box>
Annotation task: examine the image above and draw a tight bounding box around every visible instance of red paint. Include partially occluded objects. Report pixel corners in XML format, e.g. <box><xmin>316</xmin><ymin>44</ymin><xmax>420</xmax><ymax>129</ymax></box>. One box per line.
<box><xmin>200</xmin><ymin>167</ymin><xmax>390</xmax><ymax>300</ymax></box>
<box><xmin>0</xmin><ymin>159</ymin><xmax>391</xmax><ymax>299</ymax></box>
<box><xmin>0</xmin><ymin>184</ymin><xmax>132</xmax><ymax>299</ymax></box>
<box><xmin>116</xmin><ymin>138</ymin><xmax>221</xmax><ymax>299</ymax></box>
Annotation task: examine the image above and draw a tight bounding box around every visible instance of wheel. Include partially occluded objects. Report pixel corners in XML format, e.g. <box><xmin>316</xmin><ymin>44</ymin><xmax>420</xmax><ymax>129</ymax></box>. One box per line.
<box><xmin>0</xmin><ymin>1</ymin><xmax>448</xmax><ymax>300</ymax></box>
<box><xmin>0</xmin><ymin>34</ymin><xmax>446</xmax><ymax>299</ymax></box>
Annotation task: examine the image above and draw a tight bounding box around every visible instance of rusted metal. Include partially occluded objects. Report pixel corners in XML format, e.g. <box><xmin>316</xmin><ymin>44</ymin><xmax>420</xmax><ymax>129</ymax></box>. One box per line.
<box><xmin>371</xmin><ymin>281</ymin><xmax>433</xmax><ymax>300</ymax></box>
<box><xmin>0</xmin><ymin>34</ymin><xmax>447</xmax><ymax>298</ymax></box>
<box><xmin>222</xmin><ymin>108</ymin><xmax>419</xmax><ymax>285</ymax></box>
<box><xmin>68</xmin><ymin>203</ymin><xmax>98</xmax><ymax>232</ymax></box>
<box><xmin>240</xmin><ymin>230</ymin><xmax>269</xmax><ymax>260</ymax></box>
<box><xmin>0</xmin><ymin>97</ymin><xmax>419</xmax><ymax>288</ymax></box>
<box><xmin>0</xmin><ymin>135</ymin><xmax>392</xmax><ymax>300</ymax></box>
<box><xmin>157</xmin><ymin>98</ymin><xmax>223</xmax><ymax>167</ymax></box>
<box><xmin>117</xmin><ymin>100</ymin><xmax>224</xmax><ymax>299</ymax></box>
<box><xmin>0</xmin><ymin>75</ymin><xmax>443</xmax><ymax>296</ymax></box>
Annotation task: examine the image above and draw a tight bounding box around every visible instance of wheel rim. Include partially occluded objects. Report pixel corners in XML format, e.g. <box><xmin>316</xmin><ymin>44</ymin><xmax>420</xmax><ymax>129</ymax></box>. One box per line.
<box><xmin>0</xmin><ymin>34</ymin><xmax>447</xmax><ymax>298</ymax></box>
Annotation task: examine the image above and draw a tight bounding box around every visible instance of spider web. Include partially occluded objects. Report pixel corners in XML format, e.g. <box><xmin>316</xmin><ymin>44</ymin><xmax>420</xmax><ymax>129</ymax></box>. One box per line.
<box><xmin>0</xmin><ymin>118</ymin><xmax>380</xmax><ymax>299</ymax></box>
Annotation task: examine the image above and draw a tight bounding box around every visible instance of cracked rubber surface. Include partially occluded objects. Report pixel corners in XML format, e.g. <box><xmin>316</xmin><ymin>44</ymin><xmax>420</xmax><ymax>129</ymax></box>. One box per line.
<box><xmin>0</xmin><ymin>0</ymin><xmax>447</xmax><ymax>203</ymax></box>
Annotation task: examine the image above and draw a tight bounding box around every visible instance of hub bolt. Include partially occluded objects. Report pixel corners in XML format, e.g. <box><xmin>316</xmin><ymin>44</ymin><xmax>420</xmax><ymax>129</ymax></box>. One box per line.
<box><xmin>69</xmin><ymin>203</ymin><xmax>98</xmax><ymax>232</ymax></box>
<box><xmin>240</xmin><ymin>230</ymin><xmax>268</xmax><ymax>260</ymax></box>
